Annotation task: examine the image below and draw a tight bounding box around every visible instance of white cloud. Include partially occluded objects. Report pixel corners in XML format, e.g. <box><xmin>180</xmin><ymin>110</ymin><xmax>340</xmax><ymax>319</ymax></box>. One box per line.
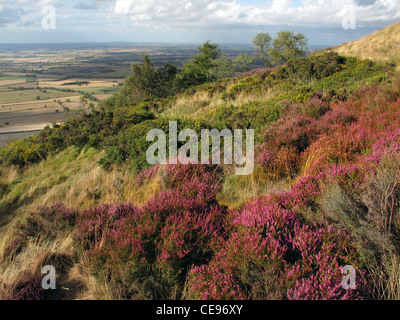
<box><xmin>111</xmin><ymin>0</ymin><xmax>400</xmax><ymax>27</ymax></box>
<box><xmin>1</xmin><ymin>0</ymin><xmax>399</xmax><ymax>29</ymax></box>
<box><xmin>0</xmin><ymin>0</ymin><xmax>399</xmax><ymax>43</ymax></box>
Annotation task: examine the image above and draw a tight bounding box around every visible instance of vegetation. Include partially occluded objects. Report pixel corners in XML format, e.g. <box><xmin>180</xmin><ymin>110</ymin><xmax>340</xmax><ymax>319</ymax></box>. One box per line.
<box><xmin>330</xmin><ymin>20</ymin><xmax>400</xmax><ymax>66</ymax></box>
<box><xmin>253</xmin><ymin>31</ymin><xmax>308</xmax><ymax>67</ymax></box>
<box><xmin>1</xmin><ymin>26</ymin><xmax>400</xmax><ymax>300</ymax></box>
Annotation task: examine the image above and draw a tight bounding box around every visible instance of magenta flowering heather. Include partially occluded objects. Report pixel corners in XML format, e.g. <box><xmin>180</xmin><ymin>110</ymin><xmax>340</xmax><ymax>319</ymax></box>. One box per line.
<box><xmin>187</xmin><ymin>191</ymin><xmax>367</xmax><ymax>300</ymax></box>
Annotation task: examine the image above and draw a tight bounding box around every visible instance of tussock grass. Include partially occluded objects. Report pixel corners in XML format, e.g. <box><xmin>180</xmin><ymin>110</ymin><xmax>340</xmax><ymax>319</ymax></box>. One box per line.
<box><xmin>0</xmin><ymin>146</ymin><xmax>142</xmax><ymax>222</ymax></box>
<box><xmin>161</xmin><ymin>80</ymin><xmax>275</xmax><ymax>120</ymax></box>
<box><xmin>217</xmin><ymin>165</ymin><xmax>291</xmax><ymax>210</ymax></box>
<box><xmin>0</xmin><ymin>232</ymin><xmax>77</xmax><ymax>299</ymax></box>
<box><xmin>163</xmin><ymin>90</ymin><xmax>218</xmax><ymax>118</ymax></box>
<box><xmin>0</xmin><ymin>146</ymin><xmax>144</xmax><ymax>300</ymax></box>
<box><xmin>333</xmin><ymin>20</ymin><xmax>400</xmax><ymax>65</ymax></box>
<box><xmin>367</xmin><ymin>254</ymin><xmax>400</xmax><ymax>300</ymax></box>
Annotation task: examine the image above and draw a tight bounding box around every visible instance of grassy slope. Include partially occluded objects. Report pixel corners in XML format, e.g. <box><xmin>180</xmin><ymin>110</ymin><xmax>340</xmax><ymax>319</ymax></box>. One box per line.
<box><xmin>332</xmin><ymin>20</ymin><xmax>400</xmax><ymax>64</ymax></box>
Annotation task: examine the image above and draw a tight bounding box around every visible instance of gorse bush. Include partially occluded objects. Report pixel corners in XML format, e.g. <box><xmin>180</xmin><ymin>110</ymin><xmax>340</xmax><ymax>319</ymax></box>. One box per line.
<box><xmin>206</xmin><ymin>100</ymin><xmax>281</xmax><ymax>140</ymax></box>
<box><xmin>275</xmin><ymin>51</ymin><xmax>346</xmax><ymax>82</ymax></box>
<box><xmin>98</xmin><ymin>117</ymin><xmax>212</xmax><ymax>172</ymax></box>
<box><xmin>0</xmin><ymin>106</ymin><xmax>155</xmax><ymax>167</ymax></box>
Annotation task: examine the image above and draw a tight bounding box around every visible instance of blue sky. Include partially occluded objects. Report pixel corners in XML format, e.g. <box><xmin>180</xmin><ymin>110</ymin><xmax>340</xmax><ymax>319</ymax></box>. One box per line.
<box><xmin>0</xmin><ymin>0</ymin><xmax>399</xmax><ymax>46</ymax></box>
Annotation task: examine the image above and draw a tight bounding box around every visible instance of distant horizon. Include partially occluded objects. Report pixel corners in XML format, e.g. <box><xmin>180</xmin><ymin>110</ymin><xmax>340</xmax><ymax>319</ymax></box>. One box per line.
<box><xmin>0</xmin><ymin>41</ymin><xmax>330</xmax><ymax>48</ymax></box>
<box><xmin>0</xmin><ymin>28</ymin><xmax>390</xmax><ymax>47</ymax></box>
<box><xmin>0</xmin><ymin>41</ymin><xmax>342</xmax><ymax>54</ymax></box>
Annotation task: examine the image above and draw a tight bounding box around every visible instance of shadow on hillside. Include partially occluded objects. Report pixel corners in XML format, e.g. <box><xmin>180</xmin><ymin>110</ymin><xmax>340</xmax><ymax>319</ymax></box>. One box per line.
<box><xmin>41</xmin><ymin>253</ymin><xmax>86</xmax><ymax>301</ymax></box>
<box><xmin>0</xmin><ymin>186</ymin><xmax>49</xmax><ymax>229</ymax></box>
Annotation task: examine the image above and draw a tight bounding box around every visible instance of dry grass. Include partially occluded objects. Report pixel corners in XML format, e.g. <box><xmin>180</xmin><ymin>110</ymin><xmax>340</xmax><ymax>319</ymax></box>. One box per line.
<box><xmin>217</xmin><ymin>164</ymin><xmax>291</xmax><ymax>210</ymax></box>
<box><xmin>366</xmin><ymin>254</ymin><xmax>400</xmax><ymax>300</ymax></box>
<box><xmin>162</xmin><ymin>89</ymin><xmax>223</xmax><ymax>118</ymax></box>
<box><xmin>0</xmin><ymin>165</ymin><xmax>20</xmax><ymax>185</ymax></box>
<box><xmin>0</xmin><ymin>232</ymin><xmax>77</xmax><ymax>299</ymax></box>
<box><xmin>162</xmin><ymin>81</ymin><xmax>275</xmax><ymax>120</ymax></box>
<box><xmin>0</xmin><ymin>147</ymin><xmax>146</xmax><ymax>218</ymax></box>
<box><xmin>0</xmin><ymin>146</ymin><xmax>151</xmax><ymax>300</ymax></box>
<box><xmin>333</xmin><ymin>20</ymin><xmax>400</xmax><ymax>65</ymax></box>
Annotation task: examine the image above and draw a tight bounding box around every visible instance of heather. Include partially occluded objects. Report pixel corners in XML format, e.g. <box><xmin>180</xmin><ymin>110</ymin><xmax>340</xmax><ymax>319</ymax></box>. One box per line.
<box><xmin>1</xmin><ymin>47</ymin><xmax>400</xmax><ymax>300</ymax></box>
<box><xmin>73</xmin><ymin>164</ymin><xmax>227</xmax><ymax>299</ymax></box>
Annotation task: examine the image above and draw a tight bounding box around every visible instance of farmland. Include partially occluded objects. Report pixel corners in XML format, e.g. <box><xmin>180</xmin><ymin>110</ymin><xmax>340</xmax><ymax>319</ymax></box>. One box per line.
<box><xmin>0</xmin><ymin>43</ymin><xmax>256</xmax><ymax>148</ymax></box>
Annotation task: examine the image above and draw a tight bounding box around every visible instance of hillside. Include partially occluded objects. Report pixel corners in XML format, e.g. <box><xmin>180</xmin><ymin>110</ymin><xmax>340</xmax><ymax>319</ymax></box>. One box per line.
<box><xmin>332</xmin><ymin>20</ymin><xmax>400</xmax><ymax>63</ymax></box>
<box><xmin>1</xmin><ymin>31</ymin><xmax>400</xmax><ymax>301</ymax></box>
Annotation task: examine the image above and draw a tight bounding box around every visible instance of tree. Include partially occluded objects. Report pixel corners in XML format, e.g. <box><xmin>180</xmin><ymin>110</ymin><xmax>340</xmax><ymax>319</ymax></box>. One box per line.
<box><xmin>252</xmin><ymin>32</ymin><xmax>272</xmax><ymax>67</ymax></box>
<box><xmin>80</xmin><ymin>95</ymin><xmax>88</xmax><ymax>107</ymax></box>
<box><xmin>233</xmin><ymin>53</ymin><xmax>255</xmax><ymax>72</ymax></box>
<box><xmin>252</xmin><ymin>31</ymin><xmax>308</xmax><ymax>67</ymax></box>
<box><xmin>127</xmin><ymin>55</ymin><xmax>161</xmax><ymax>100</ymax></box>
<box><xmin>270</xmin><ymin>31</ymin><xmax>308</xmax><ymax>65</ymax></box>
<box><xmin>175</xmin><ymin>41</ymin><xmax>221</xmax><ymax>90</ymax></box>
<box><xmin>209</xmin><ymin>55</ymin><xmax>234</xmax><ymax>80</ymax></box>
<box><xmin>209</xmin><ymin>53</ymin><xmax>255</xmax><ymax>79</ymax></box>
<box><xmin>124</xmin><ymin>55</ymin><xmax>178</xmax><ymax>103</ymax></box>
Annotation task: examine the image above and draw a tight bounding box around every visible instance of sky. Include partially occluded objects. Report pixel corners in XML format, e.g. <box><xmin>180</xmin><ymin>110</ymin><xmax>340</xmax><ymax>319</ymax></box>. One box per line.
<box><xmin>0</xmin><ymin>0</ymin><xmax>399</xmax><ymax>46</ymax></box>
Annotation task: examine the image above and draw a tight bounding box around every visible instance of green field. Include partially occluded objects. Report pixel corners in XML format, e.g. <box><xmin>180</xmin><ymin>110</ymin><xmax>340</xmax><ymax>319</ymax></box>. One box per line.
<box><xmin>0</xmin><ymin>88</ymin><xmax>80</xmax><ymax>104</ymax></box>
<box><xmin>75</xmin><ymin>86</ymin><xmax>121</xmax><ymax>95</ymax></box>
<box><xmin>0</xmin><ymin>75</ymin><xmax>25</xmax><ymax>81</ymax></box>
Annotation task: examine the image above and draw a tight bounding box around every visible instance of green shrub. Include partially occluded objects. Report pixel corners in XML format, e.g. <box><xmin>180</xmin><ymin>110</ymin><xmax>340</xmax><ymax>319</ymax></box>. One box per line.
<box><xmin>0</xmin><ymin>136</ymin><xmax>47</xmax><ymax>167</ymax></box>
<box><xmin>206</xmin><ymin>100</ymin><xmax>281</xmax><ymax>137</ymax></box>
<box><xmin>99</xmin><ymin>118</ymin><xmax>211</xmax><ymax>172</ymax></box>
<box><xmin>222</xmin><ymin>76</ymin><xmax>264</xmax><ymax>100</ymax></box>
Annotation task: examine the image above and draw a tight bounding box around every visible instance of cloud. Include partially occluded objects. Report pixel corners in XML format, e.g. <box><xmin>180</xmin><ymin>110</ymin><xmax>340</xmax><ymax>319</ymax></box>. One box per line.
<box><xmin>0</xmin><ymin>3</ymin><xmax>25</xmax><ymax>26</ymax></box>
<box><xmin>1</xmin><ymin>0</ymin><xmax>399</xmax><ymax>30</ymax></box>
<box><xmin>0</xmin><ymin>0</ymin><xmax>398</xmax><ymax>44</ymax></box>
<box><xmin>74</xmin><ymin>0</ymin><xmax>99</xmax><ymax>10</ymax></box>
<box><xmin>111</xmin><ymin>0</ymin><xmax>400</xmax><ymax>27</ymax></box>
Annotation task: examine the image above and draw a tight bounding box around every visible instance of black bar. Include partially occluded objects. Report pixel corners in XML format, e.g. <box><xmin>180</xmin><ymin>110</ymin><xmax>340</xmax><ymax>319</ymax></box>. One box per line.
<box><xmin>1</xmin><ymin>300</ymin><xmax>398</xmax><ymax>318</ymax></box>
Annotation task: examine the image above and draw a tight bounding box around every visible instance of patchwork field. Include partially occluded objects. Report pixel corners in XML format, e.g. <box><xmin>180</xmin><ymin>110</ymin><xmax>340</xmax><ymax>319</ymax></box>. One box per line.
<box><xmin>0</xmin><ymin>45</ymin><xmax>130</xmax><ymax>140</ymax></box>
<box><xmin>0</xmin><ymin>81</ymin><xmax>119</xmax><ymax>133</ymax></box>
<box><xmin>0</xmin><ymin>43</ymin><xmax>257</xmax><ymax>147</ymax></box>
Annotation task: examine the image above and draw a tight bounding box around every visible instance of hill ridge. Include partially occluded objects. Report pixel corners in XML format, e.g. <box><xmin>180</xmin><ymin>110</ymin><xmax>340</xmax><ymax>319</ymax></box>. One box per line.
<box><xmin>330</xmin><ymin>20</ymin><xmax>400</xmax><ymax>63</ymax></box>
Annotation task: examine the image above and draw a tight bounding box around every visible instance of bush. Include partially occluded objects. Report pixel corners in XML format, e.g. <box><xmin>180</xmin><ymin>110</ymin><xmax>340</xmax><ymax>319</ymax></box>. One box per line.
<box><xmin>76</xmin><ymin>164</ymin><xmax>226</xmax><ymax>299</ymax></box>
<box><xmin>187</xmin><ymin>190</ymin><xmax>367</xmax><ymax>300</ymax></box>
<box><xmin>0</xmin><ymin>135</ymin><xmax>47</xmax><ymax>167</ymax></box>
<box><xmin>272</xmin><ymin>51</ymin><xmax>345</xmax><ymax>82</ymax></box>
<box><xmin>0</xmin><ymin>106</ymin><xmax>155</xmax><ymax>168</ymax></box>
<box><xmin>100</xmin><ymin>118</ymin><xmax>212</xmax><ymax>172</ymax></box>
<box><xmin>321</xmin><ymin>131</ymin><xmax>400</xmax><ymax>260</ymax></box>
<box><xmin>7</xmin><ymin>273</ymin><xmax>44</xmax><ymax>300</ymax></box>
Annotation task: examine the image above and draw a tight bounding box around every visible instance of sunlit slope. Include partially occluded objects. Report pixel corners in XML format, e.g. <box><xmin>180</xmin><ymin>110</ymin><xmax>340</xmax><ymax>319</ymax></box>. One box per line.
<box><xmin>332</xmin><ymin>20</ymin><xmax>400</xmax><ymax>63</ymax></box>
